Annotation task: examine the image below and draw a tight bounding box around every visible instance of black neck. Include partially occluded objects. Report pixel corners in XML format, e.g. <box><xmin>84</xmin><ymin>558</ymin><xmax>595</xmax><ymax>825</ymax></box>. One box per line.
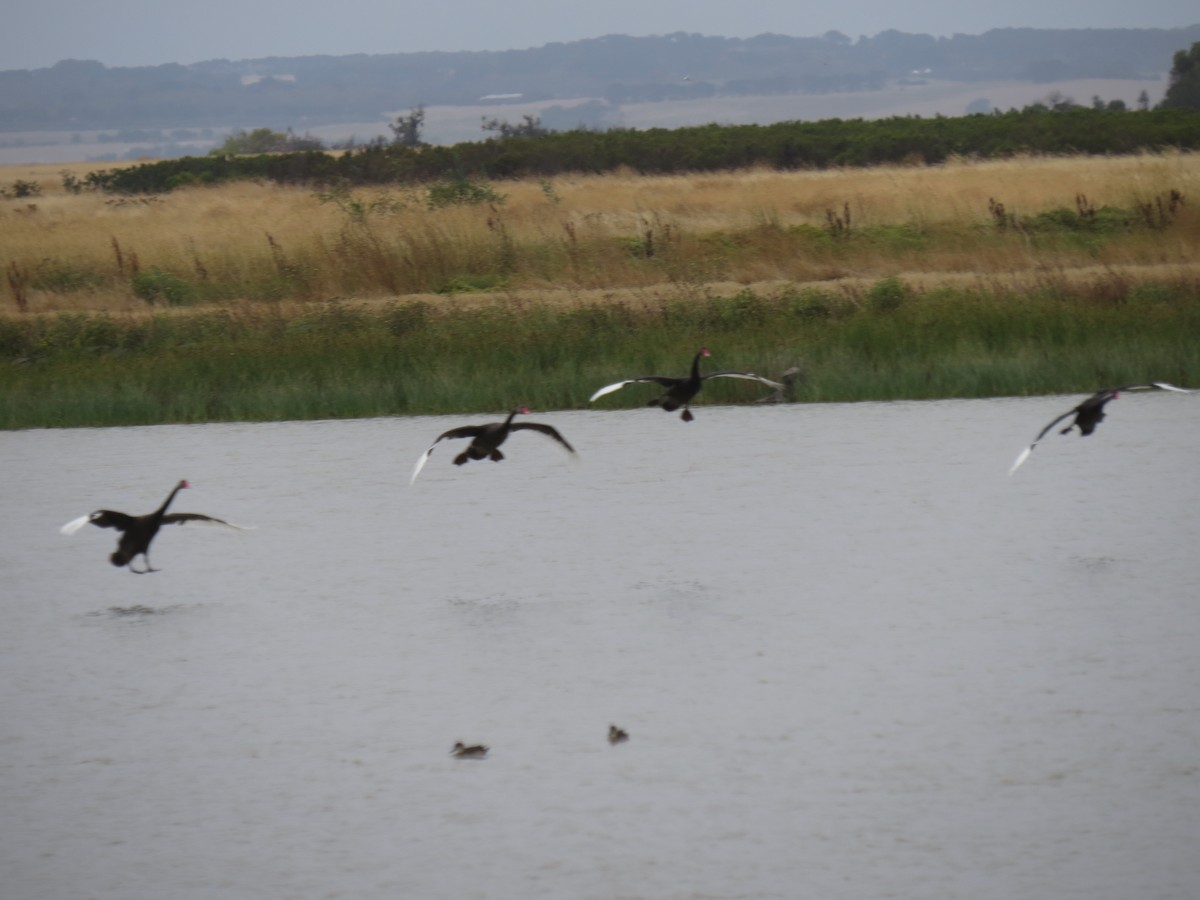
<box><xmin>155</xmin><ymin>482</ymin><xmax>185</xmax><ymax>518</ymax></box>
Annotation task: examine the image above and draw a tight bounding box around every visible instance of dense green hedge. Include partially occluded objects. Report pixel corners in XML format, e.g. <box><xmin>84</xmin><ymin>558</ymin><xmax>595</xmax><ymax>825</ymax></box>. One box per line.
<box><xmin>86</xmin><ymin>108</ymin><xmax>1200</xmax><ymax>195</ymax></box>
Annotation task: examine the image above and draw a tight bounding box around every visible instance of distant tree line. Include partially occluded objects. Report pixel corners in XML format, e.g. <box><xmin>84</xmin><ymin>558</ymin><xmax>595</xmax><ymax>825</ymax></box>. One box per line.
<box><xmin>83</xmin><ymin>106</ymin><xmax>1200</xmax><ymax>195</ymax></box>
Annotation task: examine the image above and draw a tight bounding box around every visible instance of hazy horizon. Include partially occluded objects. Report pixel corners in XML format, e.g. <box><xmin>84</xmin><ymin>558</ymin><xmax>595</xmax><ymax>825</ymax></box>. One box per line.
<box><xmin>6</xmin><ymin>0</ymin><xmax>1199</xmax><ymax>72</ymax></box>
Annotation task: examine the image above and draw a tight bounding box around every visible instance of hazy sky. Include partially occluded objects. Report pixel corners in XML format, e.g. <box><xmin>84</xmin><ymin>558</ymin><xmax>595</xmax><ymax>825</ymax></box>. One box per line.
<box><xmin>5</xmin><ymin>0</ymin><xmax>1199</xmax><ymax>71</ymax></box>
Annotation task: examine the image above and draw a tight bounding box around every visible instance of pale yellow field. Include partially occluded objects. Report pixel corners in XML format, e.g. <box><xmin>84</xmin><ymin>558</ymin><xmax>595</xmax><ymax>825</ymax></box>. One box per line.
<box><xmin>2</xmin><ymin>153</ymin><xmax>1198</xmax><ymax>315</ymax></box>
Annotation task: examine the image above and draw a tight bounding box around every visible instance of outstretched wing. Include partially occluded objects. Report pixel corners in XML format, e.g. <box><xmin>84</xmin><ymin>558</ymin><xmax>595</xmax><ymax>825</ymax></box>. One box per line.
<box><xmin>1008</xmin><ymin>409</ymin><xmax>1079</xmax><ymax>475</ymax></box>
<box><xmin>60</xmin><ymin>509</ymin><xmax>135</xmax><ymax>534</ymax></box>
<box><xmin>410</xmin><ymin>425</ymin><xmax>488</xmax><ymax>485</ymax></box>
<box><xmin>1118</xmin><ymin>382</ymin><xmax>1194</xmax><ymax>394</ymax></box>
<box><xmin>432</xmin><ymin>425</ymin><xmax>489</xmax><ymax>442</ymax></box>
<box><xmin>701</xmin><ymin>371</ymin><xmax>785</xmax><ymax>390</ymax></box>
<box><xmin>161</xmin><ymin>513</ymin><xmax>251</xmax><ymax>531</ymax></box>
<box><xmin>589</xmin><ymin>376</ymin><xmax>681</xmax><ymax>403</ymax></box>
<box><xmin>511</xmin><ymin>422</ymin><xmax>577</xmax><ymax>455</ymax></box>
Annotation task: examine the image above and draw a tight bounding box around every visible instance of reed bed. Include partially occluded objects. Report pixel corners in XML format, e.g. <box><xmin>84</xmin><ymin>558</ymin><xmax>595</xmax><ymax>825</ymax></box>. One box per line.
<box><xmin>1</xmin><ymin>153</ymin><xmax>1198</xmax><ymax>428</ymax></box>
<box><xmin>1</xmin><ymin>275</ymin><xmax>1198</xmax><ymax>429</ymax></box>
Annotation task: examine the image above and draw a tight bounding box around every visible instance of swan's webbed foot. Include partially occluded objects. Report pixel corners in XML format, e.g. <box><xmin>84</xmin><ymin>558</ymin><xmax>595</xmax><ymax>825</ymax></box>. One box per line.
<box><xmin>681</xmin><ymin>408</ymin><xmax>694</xmax><ymax>422</ymax></box>
<box><xmin>489</xmin><ymin>449</ymin><xmax>505</xmax><ymax>462</ymax></box>
<box><xmin>128</xmin><ymin>557</ymin><xmax>157</xmax><ymax>574</ymax></box>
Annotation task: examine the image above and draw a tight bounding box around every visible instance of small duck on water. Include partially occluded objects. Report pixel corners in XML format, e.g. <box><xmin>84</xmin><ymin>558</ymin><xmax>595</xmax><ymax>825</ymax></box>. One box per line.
<box><xmin>451</xmin><ymin>742</ymin><xmax>489</xmax><ymax>759</ymax></box>
<box><xmin>608</xmin><ymin>725</ymin><xmax>629</xmax><ymax>745</ymax></box>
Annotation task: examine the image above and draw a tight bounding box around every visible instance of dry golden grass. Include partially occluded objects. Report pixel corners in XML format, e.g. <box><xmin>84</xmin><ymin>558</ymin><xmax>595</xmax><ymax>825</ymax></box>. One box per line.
<box><xmin>2</xmin><ymin>152</ymin><xmax>1198</xmax><ymax>316</ymax></box>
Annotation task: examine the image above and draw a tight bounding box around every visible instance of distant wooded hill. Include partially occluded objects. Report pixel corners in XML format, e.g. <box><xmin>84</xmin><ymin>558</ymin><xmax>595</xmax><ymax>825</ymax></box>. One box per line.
<box><xmin>2</xmin><ymin>27</ymin><xmax>1198</xmax><ymax>132</ymax></box>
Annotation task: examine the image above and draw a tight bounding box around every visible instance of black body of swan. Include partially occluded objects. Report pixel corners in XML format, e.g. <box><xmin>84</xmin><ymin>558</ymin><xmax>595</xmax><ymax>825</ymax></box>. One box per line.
<box><xmin>451</xmin><ymin>742</ymin><xmax>489</xmax><ymax>759</ymax></box>
<box><xmin>60</xmin><ymin>479</ymin><xmax>248</xmax><ymax>573</ymax></box>
<box><xmin>588</xmin><ymin>347</ymin><xmax>783</xmax><ymax>421</ymax></box>
<box><xmin>411</xmin><ymin>407</ymin><xmax>576</xmax><ymax>484</ymax></box>
<box><xmin>1009</xmin><ymin>382</ymin><xmax>1193</xmax><ymax>474</ymax></box>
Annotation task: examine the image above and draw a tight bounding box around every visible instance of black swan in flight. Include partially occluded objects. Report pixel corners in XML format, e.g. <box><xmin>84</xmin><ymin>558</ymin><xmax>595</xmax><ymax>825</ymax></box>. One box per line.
<box><xmin>588</xmin><ymin>347</ymin><xmax>783</xmax><ymax>421</ymax></box>
<box><xmin>1009</xmin><ymin>382</ymin><xmax>1193</xmax><ymax>474</ymax></box>
<box><xmin>411</xmin><ymin>407</ymin><xmax>576</xmax><ymax>484</ymax></box>
<box><xmin>60</xmin><ymin>479</ymin><xmax>248</xmax><ymax>573</ymax></box>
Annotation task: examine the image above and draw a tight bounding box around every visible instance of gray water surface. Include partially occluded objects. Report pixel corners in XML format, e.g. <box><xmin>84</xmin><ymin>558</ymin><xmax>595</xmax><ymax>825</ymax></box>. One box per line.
<box><xmin>2</xmin><ymin>395</ymin><xmax>1198</xmax><ymax>899</ymax></box>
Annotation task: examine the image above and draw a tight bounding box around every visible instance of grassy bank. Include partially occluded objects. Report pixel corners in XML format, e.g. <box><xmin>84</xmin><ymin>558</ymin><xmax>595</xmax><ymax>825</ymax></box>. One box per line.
<box><xmin>2</xmin><ymin>275</ymin><xmax>1198</xmax><ymax>429</ymax></box>
<box><xmin>3</xmin><ymin>153</ymin><xmax>1198</xmax><ymax>313</ymax></box>
<box><xmin>2</xmin><ymin>153</ymin><xmax>1198</xmax><ymax>428</ymax></box>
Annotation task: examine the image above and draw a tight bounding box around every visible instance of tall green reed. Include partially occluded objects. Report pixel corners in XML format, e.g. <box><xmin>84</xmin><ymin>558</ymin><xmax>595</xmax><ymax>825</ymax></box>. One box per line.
<box><xmin>2</xmin><ymin>278</ymin><xmax>1198</xmax><ymax>429</ymax></box>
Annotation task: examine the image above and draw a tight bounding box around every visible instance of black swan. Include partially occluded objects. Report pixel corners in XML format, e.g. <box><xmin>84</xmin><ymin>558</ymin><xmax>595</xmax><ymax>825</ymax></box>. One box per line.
<box><xmin>588</xmin><ymin>347</ymin><xmax>783</xmax><ymax>421</ymax></box>
<box><xmin>60</xmin><ymin>479</ymin><xmax>248</xmax><ymax>573</ymax></box>
<box><xmin>411</xmin><ymin>407</ymin><xmax>576</xmax><ymax>484</ymax></box>
<box><xmin>1010</xmin><ymin>382</ymin><xmax>1193</xmax><ymax>474</ymax></box>
<box><xmin>451</xmin><ymin>742</ymin><xmax>489</xmax><ymax>759</ymax></box>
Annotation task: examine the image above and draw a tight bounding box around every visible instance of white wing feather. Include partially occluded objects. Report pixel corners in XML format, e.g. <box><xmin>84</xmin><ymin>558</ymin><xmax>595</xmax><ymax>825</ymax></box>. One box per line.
<box><xmin>1149</xmin><ymin>382</ymin><xmax>1193</xmax><ymax>393</ymax></box>
<box><xmin>705</xmin><ymin>372</ymin><xmax>785</xmax><ymax>389</ymax></box>
<box><xmin>59</xmin><ymin>514</ymin><xmax>93</xmax><ymax>535</ymax></box>
<box><xmin>588</xmin><ymin>380</ymin><xmax>635</xmax><ymax>403</ymax></box>
<box><xmin>1008</xmin><ymin>447</ymin><xmax>1033</xmax><ymax>476</ymax></box>
<box><xmin>410</xmin><ymin>447</ymin><xmax>435</xmax><ymax>485</ymax></box>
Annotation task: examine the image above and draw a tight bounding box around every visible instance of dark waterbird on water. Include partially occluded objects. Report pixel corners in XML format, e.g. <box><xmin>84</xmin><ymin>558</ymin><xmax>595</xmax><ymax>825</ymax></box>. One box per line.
<box><xmin>1009</xmin><ymin>382</ymin><xmax>1194</xmax><ymax>474</ymax></box>
<box><xmin>60</xmin><ymin>479</ymin><xmax>249</xmax><ymax>573</ymax></box>
<box><xmin>588</xmin><ymin>347</ymin><xmax>783</xmax><ymax>421</ymax></box>
<box><xmin>451</xmin><ymin>742</ymin><xmax>489</xmax><ymax>759</ymax></box>
<box><xmin>410</xmin><ymin>407</ymin><xmax>576</xmax><ymax>484</ymax></box>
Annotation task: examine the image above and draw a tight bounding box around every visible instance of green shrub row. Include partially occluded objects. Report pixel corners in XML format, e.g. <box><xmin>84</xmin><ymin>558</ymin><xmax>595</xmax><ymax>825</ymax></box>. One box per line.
<box><xmin>85</xmin><ymin>108</ymin><xmax>1200</xmax><ymax>194</ymax></box>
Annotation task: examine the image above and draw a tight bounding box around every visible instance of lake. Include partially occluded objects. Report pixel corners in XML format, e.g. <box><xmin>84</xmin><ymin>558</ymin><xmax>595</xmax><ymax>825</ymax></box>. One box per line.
<box><xmin>2</xmin><ymin>393</ymin><xmax>1198</xmax><ymax>899</ymax></box>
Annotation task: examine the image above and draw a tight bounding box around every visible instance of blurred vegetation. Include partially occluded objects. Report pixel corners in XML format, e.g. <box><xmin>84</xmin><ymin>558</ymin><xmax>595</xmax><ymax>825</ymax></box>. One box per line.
<box><xmin>1</xmin><ymin>276</ymin><xmax>1197</xmax><ymax>429</ymax></box>
<box><xmin>80</xmin><ymin>108</ymin><xmax>1200</xmax><ymax>195</ymax></box>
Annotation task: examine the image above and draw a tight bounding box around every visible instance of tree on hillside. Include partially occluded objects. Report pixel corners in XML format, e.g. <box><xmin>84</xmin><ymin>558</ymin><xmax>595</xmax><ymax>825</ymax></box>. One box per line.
<box><xmin>1160</xmin><ymin>41</ymin><xmax>1200</xmax><ymax>109</ymax></box>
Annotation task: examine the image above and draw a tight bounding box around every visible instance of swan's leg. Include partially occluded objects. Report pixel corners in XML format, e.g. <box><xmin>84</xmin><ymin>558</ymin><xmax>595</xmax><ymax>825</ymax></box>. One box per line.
<box><xmin>681</xmin><ymin>407</ymin><xmax>694</xmax><ymax>422</ymax></box>
<box><xmin>489</xmin><ymin>449</ymin><xmax>505</xmax><ymax>461</ymax></box>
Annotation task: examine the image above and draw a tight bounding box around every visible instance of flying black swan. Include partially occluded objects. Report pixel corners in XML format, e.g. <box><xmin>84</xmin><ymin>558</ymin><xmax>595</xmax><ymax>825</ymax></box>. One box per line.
<box><xmin>451</xmin><ymin>742</ymin><xmax>489</xmax><ymax>759</ymax></box>
<box><xmin>60</xmin><ymin>479</ymin><xmax>248</xmax><ymax>573</ymax></box>
<box><xmin>1009</xmin><ymin>382</ymin><xmax>1193</xmax><ymax>474</ymax></box>
<box><xmin>588</xmin><ymin>347</ymin><xmax>783</xmax><ymax>421</ymax></box>
<box><xmin>411</xmin><ymin>407</ymin><xmax>576</xmax><ymax>484</ymax></box>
